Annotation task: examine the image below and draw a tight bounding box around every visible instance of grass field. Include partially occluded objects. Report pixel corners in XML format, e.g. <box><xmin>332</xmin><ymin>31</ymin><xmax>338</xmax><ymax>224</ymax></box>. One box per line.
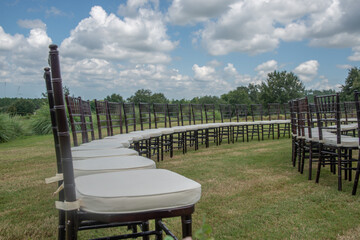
<box><xmin>1</xmin><ymin>134</ymin><xmax>360</xmax><ymax>239</ymax></box>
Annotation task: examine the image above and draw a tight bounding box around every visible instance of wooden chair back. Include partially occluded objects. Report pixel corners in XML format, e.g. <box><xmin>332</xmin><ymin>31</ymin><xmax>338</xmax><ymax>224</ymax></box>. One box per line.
<box><xmin>153</xmin><ymin>103</ymin><xmax>167</xmax><ymax>128</ymax></box>
<box><xmin>107</xmin><ymin>101</ymin><xmax>123</xmax><ymax>135</ymax></box>
<box><xmin>204</xmin><ymin>104</ymin><xmax>216</xmax><ymax>123</ymax></box>
<box><xmin>123</xmin><ymin>102</ymin><xmax>137</xmax><ymax>133</ymax></box>
<box><xmin>191</xmin><ymin>104</ymin><xmax>204</xmax><ymax>124</ymax></box>
<box><xmin>94</xmin><ymin>100</ymin><xmax>110</xmax><ymax>139</ymax></box>
<box><xmin>139</xmin><ymin>102</ymin><xmax>152</xmax><ymax>130</ymax></box>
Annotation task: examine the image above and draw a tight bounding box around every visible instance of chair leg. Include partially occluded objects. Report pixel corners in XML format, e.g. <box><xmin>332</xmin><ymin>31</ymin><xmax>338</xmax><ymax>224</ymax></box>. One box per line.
<box><xmin>308</xmin><ymin>142</ymin><xmax>313</xmax><ymax>180</ymax></box>
<box><xmin>142</xmin><ymin>221</ymin><xmax>150</xmax><ymax>240</ymax></box>
<box><xmin>181</xmin><ymin>215</ymin><xmax>192</xmax><ymax>239</ymax></box>
<box><xmin>338</xmin><ymin>148</ymin><xmax>342</xmax><ymax>191</ymax></box>
<box><xmin>316</xmin><ymin>144</ymin><xmax>323</xmax><ymax>183</ymax></box>
<box><xmin>155</xmin><ymin>219</ymin><xmax>163</xmax><ymax>240</ymax></box>
<box><xmin>352</xmin><ymin>158</ymin><xmax>360</xmax><ymax>195</ymax></box>
<box><xmin>65</xmin><ymin>211</ymin><xmax>78</xmax><ymax>240</ymax></box>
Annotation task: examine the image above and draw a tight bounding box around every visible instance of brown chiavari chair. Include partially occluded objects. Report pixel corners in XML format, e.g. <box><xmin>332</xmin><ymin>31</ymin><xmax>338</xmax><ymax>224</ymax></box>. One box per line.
<box><xmin>44</xmin><ymin>67</ymin><xmax>156</xmax><ymax>239</ymax></box>
<box><xmin>268</xmin><ymin>103</ymin><xmax>283</xmax><ymax>139</ymax></box>
<box><xmin>296</xmin><ymin>97</ymin><xmax>319</xmax><ymax>179</ymax></box>
<box><xmin>351</xmin><ymin>91</ymin><xmax>360</xmax><ymax>195</ymax></box>
<box><xmin>314</xmin><ymin>93</ymin><xmax>358</xmax><ymax>191</ymax></box>
<box><xmin>180</xmin><ymin>104</ymin><xmax>199</xmax><ymax>151</ymax></box>
<box><xmin>191</xmin><ymin>104</ymin><xmax>207</xmax><ymax>147</ymax></box>
<box><xmin>48</xmin><ymin>44</ymin><xmax>201</xmax><ymax>240</ymax></box>
<box><xmin>107</xmin><ymin>101</ymin><xmax>123</xmax><ymax>135</ymax></box>
<box><xmin>139</xmin><ymin>102</ymin><xmax>152</xmax><ymax>131</ymax></box>
<box><xmin>282</xmin><ymin>103</ymin><xmax>291</xmax><ymax>138</ymax></box>
<box><xmin>219</xmin><ymin>104</ymin><xmax>233</xmax><ymax>144</ymax></box>
<box><xmin>168</xmin><ymin>104</ymin><xmax>189</xmax><ymax>153</ymax></box>
<box><xmin>250</xmin><ymin>104</ymin><xmax>263</xmax><ymax>141</ymax></box>
<box><xmin>123</xmin><ymin>102</ymin><xmax>137</xmax><ymax>133</ymax></box>
<box><xmin>81</xmin><ymin>99</ymin><xmax>96</xmax><ymax>142</ymax></box>
<box><xmin>204</xmin><ymin>104</ymin><xmax>219</xmax><ymax>145</ymax></box>
<box><xmin>153</xmin><ymin>103</ymin><xmax>173</xmax><ymax>159</ymax></box>
<box><xmin>234</xmin><ymin>104</ymin><xmax>248</xmax><ymax>142</ymax></box>
<box><xmin>65</xmin><ymin>95</ymin><xmax>85</xmax><ymax>146</ymax></box>
<box><xmin>94</xmin><ymin>100</ymin><xmax>110</xmax><ymax>139</ymax></box>
<box><xmin>289</xmin><ymin>100</ymin><xmax>299</xmax><ymax>168</ymax></box>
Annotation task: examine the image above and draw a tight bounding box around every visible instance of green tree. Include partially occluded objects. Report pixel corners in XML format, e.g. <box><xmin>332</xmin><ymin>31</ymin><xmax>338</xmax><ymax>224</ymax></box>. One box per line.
<box><xmin>105</xmin><ymin>93</ymin><xmax>124</xmax><ymax>102</ymax></box>
<box><xmin>150</xmin><ymin>93</ymin><xmax>169</xmax><ymax>103</ymax></box>
<box><xmin>221</xmin><ymin>86</ymin><xmax>251</xmax><ymax>105</ymax></box>
<box><xmin>190</xmin><ymin>95</ymin><xmax>225</xmax><ymax>107</ymax></box>
<box><xmin>127</xmin><ymin>89</ymin><xmax>152</xmax><ymax>103</ymax></box>
<box><xmin>248</xmin><ymin>83</ymin><xmax>260</xmax><ymax>104</ymax></box>
<box><xmin>259</xmin><ymin>71</ymin><xmax>305</xmax><ymax>105</ymax></box>
<box><xmin>340</xmin><ymin>67</ymin><xmax>360</xmax><ymax>101</ymax></box>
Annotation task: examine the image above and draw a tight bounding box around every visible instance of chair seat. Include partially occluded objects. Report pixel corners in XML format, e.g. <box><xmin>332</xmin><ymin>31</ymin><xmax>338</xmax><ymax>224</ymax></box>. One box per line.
<box><xmin>270</xmin><ymin>120</ymin><xmax>290</xmax><ymax>124</ymax></box>
<box><xmin>204</xmin><ymin>123</ymin><xmax>221</xmax><ymax>128</ymax></box>
<box><xmin>75</xmin><ymin>169</ymin><xmax>202</xmax><ymax>214</ymax></box>
<box><xmin>218</xmin><ymin>122</ymin><xmax>232</xmax><ymax>127</ymax></box>
<box><xmin>72</xmin><ymin>139</ymin><xmax>130</xmax><ymax>151</ymax></box>
<box><xmin>148</xmin><ymin>128</ymin><xmax>175</xmax><ymax>135</ymax></box>
<box><xmin>323</xmin><ymin>135</ymin><xmax>359</xmax><ymax>148</ymax></box>
<box><xmin>171</xmin><ymin>126</ymin><xmax>188</xmax><ymax>132</ymax></box>
<box><xmin>72</xmin><ymin>148</ymin><xmax>139</xmax><ymax>160</ymax></box>
<box><xmin>73</xmin><ymin>156</ymin><xmax>156</xmax><ymax>177</ymax></box>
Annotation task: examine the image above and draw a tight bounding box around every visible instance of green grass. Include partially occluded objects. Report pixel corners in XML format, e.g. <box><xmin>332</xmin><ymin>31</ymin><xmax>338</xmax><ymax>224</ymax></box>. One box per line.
<box><xmin>1</xmin><ymin>135</ymin><xmax>360</xmax><ymax>239</ymax></box>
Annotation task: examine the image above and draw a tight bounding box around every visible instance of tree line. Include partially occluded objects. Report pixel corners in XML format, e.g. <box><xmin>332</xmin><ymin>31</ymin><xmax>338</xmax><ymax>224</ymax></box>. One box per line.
<box><xmin>1</xmin><ymin>68</ymin><xmax>359</xmax><ymax>116</ymax></box>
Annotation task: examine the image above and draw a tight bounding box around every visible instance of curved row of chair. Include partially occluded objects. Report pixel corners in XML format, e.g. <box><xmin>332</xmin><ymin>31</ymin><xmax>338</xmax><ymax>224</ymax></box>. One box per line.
<box><xmin>46</xmin><ymin>45</ymin><xmax>203</xmax><ymax>240</ymax></box>
<box><xmin>290</xmin><ymin>94</ymin><xmax>360</xmax><ymax>195</ymax></box>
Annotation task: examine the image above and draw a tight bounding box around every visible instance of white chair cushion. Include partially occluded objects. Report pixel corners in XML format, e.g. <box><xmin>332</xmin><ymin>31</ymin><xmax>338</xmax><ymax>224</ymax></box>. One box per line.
<box><xmin>218</xmin><ymin>122</ymin><xmax>232</xmax><ymax>127</ymax></box>
<box><xmin>323</xmin><ymin>135</ymin><xmax>359</xmax><ymax>148</ymax></box>
<box><xmin>72</xmin><ymin>140</ymin><xmax>130</xmax><ymax>151</ymax></box>
<box><xmin>204</xmin><ymin>123</ymin><xmax>221</xmax><ymax>128</ymax></box>
<box><xmin>75</xmin><ymin>169</ymin><xmax>201</xmax><ymax>214</ymax></box>
<box><xmin>183</xmin><ymin>125</ymin><xmax>200</xmax><ymax>131</ymax></box>
<box><xmin>72</xmin><ymin>148</ymin><xmax>138</xmax><ymax>160</ymax></box>
<box><xmin>171</xmin><ymin>126</ymin><xmax>188</xmax><ymax>132</ymax></box>
<box><xmin>155</xmin><ymin>128</ymin><xmax>175</xmax><ymax>135</ymax></box>
<box><xmin>73</xmin><ymin>156</ymin><xmax>156</xmax><ymax>177</ymax></box>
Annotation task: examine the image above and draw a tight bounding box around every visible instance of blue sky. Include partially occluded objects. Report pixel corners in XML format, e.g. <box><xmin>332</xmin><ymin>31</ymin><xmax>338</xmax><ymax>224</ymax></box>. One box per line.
<box><xmin>0</xmin><ymin>0</ymin><xmax>359</xmax><ymax>100</ymax></box>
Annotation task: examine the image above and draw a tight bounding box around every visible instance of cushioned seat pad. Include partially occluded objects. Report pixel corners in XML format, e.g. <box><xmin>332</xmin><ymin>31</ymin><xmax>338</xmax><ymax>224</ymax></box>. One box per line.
<box><xmin>73</xmin><ymin>156</ymin><xmax>156</xmax><ymax>177</ymax></box>
<box><xmin>72</xmin><ymin>148</ymin><xmax>138</xmax><ymax>160</ymax></box>
<box><xmin>72</xmin><ymin>140</ymin><xmax>130</xmax><ymax>151</ymax></box>
<box><xmin>75</xmin><ymin>169</ymin><xmax>201</xmax><ymax>214</ymax></box>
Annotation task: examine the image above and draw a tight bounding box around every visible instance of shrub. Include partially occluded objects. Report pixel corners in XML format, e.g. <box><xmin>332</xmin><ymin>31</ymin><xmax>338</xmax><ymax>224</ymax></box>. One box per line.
<box><xmin>31</xmin><ymin>105</ymin><xmax>52</xmax><ymax>135</ymax></box>
<box><xmin>8</xmin><ymin>99</ymin><xmax>37</xmax><ymax>116</ymax></box>
<box><xmin>0</xmin><ymin>114</ymin><xmax>27</xmax><ymax>142</ymax></box>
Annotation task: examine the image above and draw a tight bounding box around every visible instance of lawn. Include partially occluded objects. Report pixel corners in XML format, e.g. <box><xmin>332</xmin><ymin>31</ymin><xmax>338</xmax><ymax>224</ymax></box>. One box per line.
<box><xmin>1</xmin><ymin>134</ymin><xmax>360</xmax><ymax>239</ymax></box>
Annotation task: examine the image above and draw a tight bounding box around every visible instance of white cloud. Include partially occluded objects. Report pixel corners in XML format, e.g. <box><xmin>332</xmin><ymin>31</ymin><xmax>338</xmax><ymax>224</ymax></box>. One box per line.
<box><xmin>183</xmin><ymin>0</ymin><xmax>360</xmax><ymax>59</ymax></box>
<box><xmin>348</xmin><ymin>47</ymin><xmax>360</xmax><ymax>61</ymax></box>
<box><xmin>60</xmin><ymin>5</ymin><xmax>176</xmax><ymax>64</ymax></box>
<box><xmin>224</xmin><ymin>63</ymin><xmax>238</xmax><ymax>76</ymax></box>
<box><xmin>192</xmin><ymin>64</ymin><xmax>216</xmax><ymax>81</ymax></box>
<box><xmin>0</xmin><ymin>26</ymin><xmax>23</xmax><ymax>50</ymax></box>
<box><xmin>255</xmin><ymin>60</ymin><xmax>278</xmax><ymax>80</ymax></box>
<box><xmin>0</xmin><ymin>25</ymin><xmax>52</xmax><ymax>94</ymax></box>
<box><xmin>118</xmin><ymin>0</ymin><xmax>159</xmax><ymax>17</ymax></box>
<box><xmin>167</xmin><ymin>0</ymin><xmax>236</xmax><ymax>25</ymax></box>
<box><xmin>293</xmin><ymin>60</ymin><xmax>319</xmax><ymax>82</ymax></box>
<box><xmin>17</xmin><ymin>19</ymin><xmax>46</xmax><ymax>30</ymax></box>
<box><xmin>46</xmin><ymin>7</ymin><xmax>64</xmax><ymax>17</ymax></box>
<box><xmin>336</xmin><ymin>64</ymin><xmax>353</xmax><ymax>70</ymax></box>
<box><xmin>308</xmin><ymin>76</ymin><xmax>336</xmax><ymax>90</ymax></box>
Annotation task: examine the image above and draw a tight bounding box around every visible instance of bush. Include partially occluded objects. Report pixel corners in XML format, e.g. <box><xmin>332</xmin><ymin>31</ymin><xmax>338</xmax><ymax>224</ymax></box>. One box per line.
<box><xmin>0</xmin><ymin>114</ymin><xmax>28</xmax><ymax>142</ymax></box>
<box><xmin>8</xmin><ymin>99</ymin><xmax>37</xmax><ymax>116</ymax></box>
<box><xmin>31</xmin><ymin>105</ymin><xmax>52</xmax><ymax>135</ymax></box>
